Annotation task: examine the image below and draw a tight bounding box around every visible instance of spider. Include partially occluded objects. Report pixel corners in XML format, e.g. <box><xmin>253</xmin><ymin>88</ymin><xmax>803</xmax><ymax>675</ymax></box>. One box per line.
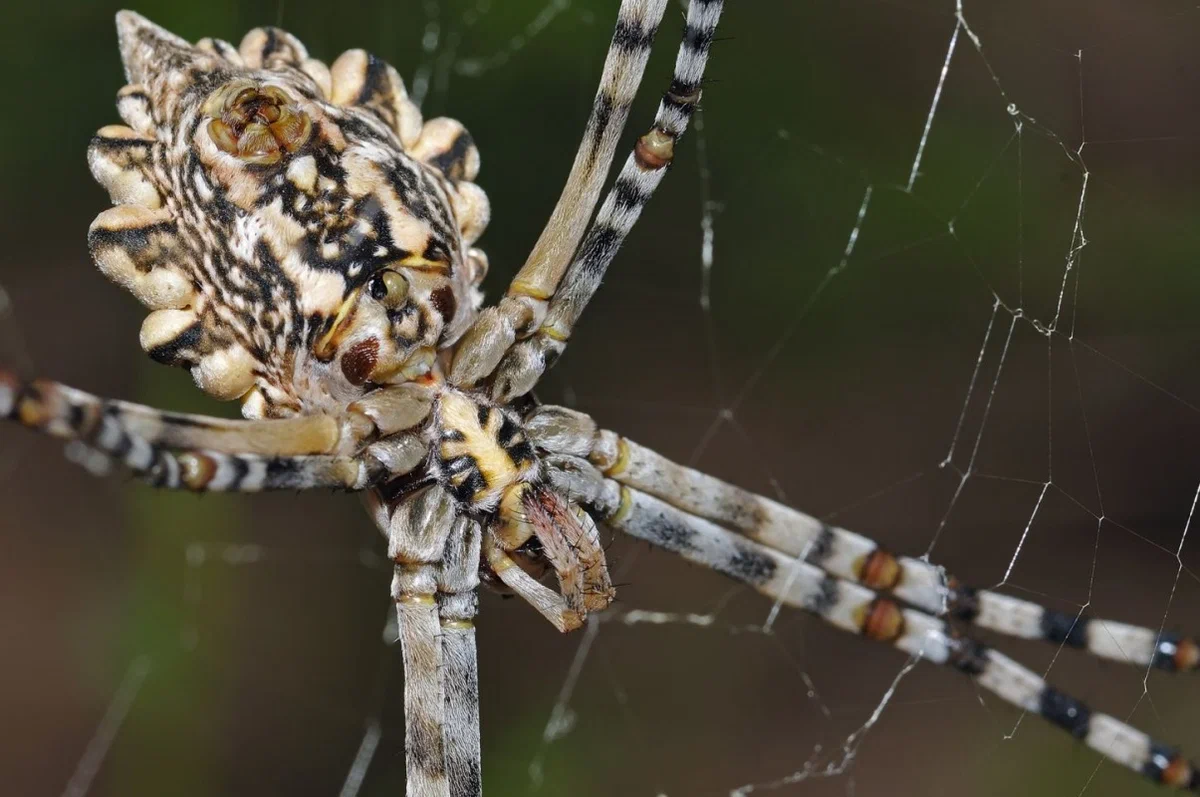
<box><xmin>1</xmin><ymin>3</ymin><xmax>1198</xmax><ymax>795</ymax></box>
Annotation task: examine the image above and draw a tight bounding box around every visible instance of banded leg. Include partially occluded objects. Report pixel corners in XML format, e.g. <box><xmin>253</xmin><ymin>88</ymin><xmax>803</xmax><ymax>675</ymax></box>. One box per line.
<box><xmin>448</xmin><ymin>0</ymin><xmax>670</xmax><ymax>388</ymax></box>
<box><xmin>1</xmin><ymin>371</ymin><xmax>382</xmax><ymax>492</ymax></box>
<box><xmin>488</xmin><ymin>0</ymin><xmax>725</xmax><ymax>403</ymax></box>
<box><xmin>1</xmin><ymin>370</ymin><xmax>344</xmax><ymax>454</ymax></box>
<box><xmin>438</xmin><ymin>517</ymin><xmax>483</xmax><ymax>797</ymax></box>
<box><xmin>1</xmin><ymin>370</ymin><xmax>434</xmax><ymax>453</ymax></box>
<box><xmin>552</xmin><ymin>459</ymin><xmax>1200</xmax><ymax>792</ymax></box>
<box><xmin>0</xmin><ymin>370</ymin><xmax>440</xmax><ymax>492</ymax></box>
<box><xmin>528</xmin><ymin>405</ymin><xmax>1200</xmax><ymax>673</ymax></box>
<box><xmin>387</xmin><ymin>486</ymin><xmax>459</xmax><ymax>797</ymax></box>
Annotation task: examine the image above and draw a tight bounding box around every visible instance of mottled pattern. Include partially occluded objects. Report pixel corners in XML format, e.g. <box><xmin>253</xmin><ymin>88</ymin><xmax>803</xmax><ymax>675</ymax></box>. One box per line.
<box><xmin>92</xmin><ymin>12</ymin><xmax>489</xmax><ymax>419</ymax></box>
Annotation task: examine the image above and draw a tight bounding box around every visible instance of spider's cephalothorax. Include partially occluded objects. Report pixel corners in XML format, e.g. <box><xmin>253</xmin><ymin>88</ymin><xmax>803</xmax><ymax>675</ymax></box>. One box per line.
<box><xmin>90</xmin><ymin>13</ymin><xmax>490</xmax><ymax>419</ymax></box>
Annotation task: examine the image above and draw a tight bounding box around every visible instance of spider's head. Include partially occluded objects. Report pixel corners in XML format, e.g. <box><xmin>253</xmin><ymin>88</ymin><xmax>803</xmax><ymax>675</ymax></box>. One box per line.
<box><xmin>88</xmin><ymin>11</ymin><xmax>491</xmax><ymax>418</ymax></box>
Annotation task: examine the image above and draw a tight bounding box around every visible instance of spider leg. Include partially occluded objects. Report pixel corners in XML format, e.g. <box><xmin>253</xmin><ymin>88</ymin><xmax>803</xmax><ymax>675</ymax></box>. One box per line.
<box><xmin>563</xmin><ymin>463</ymin><xmax>1200</xmax><ymax>792</ymax></box>
<box><xmin>529</xmin><ymin>405</ymin><xmax>1200</xmax><ymax>674</ymax></box>
<box><xmin>483</xmin><ymin>528</ymin><xmax>584</xmax><ymax>633</ymax></box>
<box><xmin>2</xmin><ymin>370</ymin><xmax>434</xmax><ymax>450</ymax></box>
<box><xmin>437</xmin><ymin>516</ymin><xmax>483</xmax><ymax>797</ymax></box>
<box><xmin>2</xmin><ymin>370</ymin><xmax>438</xmax><ymax>492</ymax></box>
<box><xmin>448</xmin><ymin>0</ymin><xmax>670</xmax><ymax>388</ymax></box>
<box><xmin>1</xmin><ymin>370</ymin><xmax>345</xmax><ymax>453</ymax></box>
<box><xmin>387</xmin><ymin>485</ymin><xmax>459</xmax><ymax>797</ymax></box>
<box><xmin>496</xmin><ymin>483</ymin><xmax>615</xmax><ymax>619</ymax></box>
<box><xmin>523</xmin><ymin>487</ymin><xmax>614</xmax><ymax>614</ymax></box>
<box><xmin>486</xmin><ymin>0</ymin><xmax>725</xmax><ymax>402</ymax></box>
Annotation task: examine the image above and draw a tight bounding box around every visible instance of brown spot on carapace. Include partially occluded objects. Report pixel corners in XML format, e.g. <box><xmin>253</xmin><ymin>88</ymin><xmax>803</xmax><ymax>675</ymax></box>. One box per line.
<box><xmin>429</xmin><ymin>285</ymin><xmax>458</xmax><ymax>328</ymax></box>
<box><xmin>634</xmin><ymin>127</ymin><xmax>675</xmax><ymax>170</ymax></box>
<box><xmin>858</xmin><ymin>598</ymin><xmax>905</xmax><ymax>642</ymax></box>
<box><xmin>340</xmin><ymin>337</ymin><xmax>380</xmax><ymax>386</ymax></box>
<box><xmin>858</xmin><ymin>548</ymin><xmax>901</xmax><ymax>590</ymax></box>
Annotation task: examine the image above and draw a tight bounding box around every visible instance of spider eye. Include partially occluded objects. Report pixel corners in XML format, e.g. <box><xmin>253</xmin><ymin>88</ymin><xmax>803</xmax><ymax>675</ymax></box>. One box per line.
<box><xmin>368</xmin><ymin>269</ymin><xmax>409</xmax><ymax>309</ymax></box>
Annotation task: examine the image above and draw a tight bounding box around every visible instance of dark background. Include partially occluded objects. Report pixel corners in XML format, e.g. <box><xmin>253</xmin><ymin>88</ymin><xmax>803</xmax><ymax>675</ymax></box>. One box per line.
<box><xmin>2</xmin><ymin>1</ymin><xmax>1198</xmax><ymax>795</ymax></box>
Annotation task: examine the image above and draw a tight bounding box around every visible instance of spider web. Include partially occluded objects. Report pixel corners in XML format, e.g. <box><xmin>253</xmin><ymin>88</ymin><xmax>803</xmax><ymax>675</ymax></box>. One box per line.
<box><xmin>1</xmin><ymin>1</ymin><xmax>1198</xmax><ymax>796</ymax></box>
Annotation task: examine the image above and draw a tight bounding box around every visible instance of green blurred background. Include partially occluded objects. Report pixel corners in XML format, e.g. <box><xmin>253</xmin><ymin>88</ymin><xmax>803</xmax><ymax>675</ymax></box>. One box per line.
<box><xmin>2</xmin><ymin>1</ymin><xmax>1198</xmax><ymax>795</ymax></box>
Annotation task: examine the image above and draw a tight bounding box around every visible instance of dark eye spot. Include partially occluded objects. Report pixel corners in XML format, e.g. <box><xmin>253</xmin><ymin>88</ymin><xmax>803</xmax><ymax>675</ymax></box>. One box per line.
<box><xmin>368</xmin><ymin>269</ymin><xmax>409</xmax><ymax>308</ymax></box>
<box><xmin>341</xmin><ymin>338</ymin><xmax>379</xmax><ymax>386</ymax></box>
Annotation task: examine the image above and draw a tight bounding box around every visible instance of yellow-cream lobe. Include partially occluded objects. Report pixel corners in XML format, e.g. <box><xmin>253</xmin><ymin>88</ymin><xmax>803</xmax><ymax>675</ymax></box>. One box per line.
<box><xmin>438</xmin><ymin>390</ymin><xmax>529</xmax><ymax>508</ymax></box>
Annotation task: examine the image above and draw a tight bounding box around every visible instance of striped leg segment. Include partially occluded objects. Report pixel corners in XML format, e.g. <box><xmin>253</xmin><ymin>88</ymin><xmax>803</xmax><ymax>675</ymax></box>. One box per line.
<box><xmin>556</xmin><ymin>459</ymin><xmax>1200</xmax><ymax>792</ymax></box>
<box><xmin>1</xmin><ymin>371</ymin><xmax>345</xmax><ymax>454</ymax></box>
<box><xmin>448</xmin><ymin>0</ymin><xmax>670</xmax><ymax>388</ymax></box>
<box><xmin>1</xmin><ymin>371</ymin><xmax>373</xmax><ymax>492</ymax></box>
<box><xmin>1</xmin><ymin>370</ymin><xmax>435</xmax><ymax>452</ymax></box>
<box><xmin>489</xmin><ymin>0</ymin><xmax>725</xmax><ymax>403</ymax></box>
<box><xmin>438</xmin><ymin>517</ymin><xmax>483</xmax><ymax>797</ymax></box>
<box><xmin>954</xmin><ymin>589</ymin><xmax>1200</xmax><ymax>673</ymax></box>
<box><xmin>526</xmin><ymin>405</ymin><xmax>1200</xmax><ymax>673</ymax></box>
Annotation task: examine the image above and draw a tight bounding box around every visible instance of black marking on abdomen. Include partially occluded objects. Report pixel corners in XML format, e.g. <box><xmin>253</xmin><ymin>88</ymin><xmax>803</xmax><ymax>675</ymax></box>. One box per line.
<box><xmin>145</xmin><ymin>321</ymin><xmax>202</xmax><ymax>366</ymax></box>
<box><xmin>427</xmin><ymin>132</ymin><xmax>475</xmax><ymax>182</ymax></box>
<box><xmin>88</xmin><ymin>220</ymin><xmax>177</xmax><ymax>257</ymax></box>
<box><xmin>357</xmin><ymin>53</ymin><xmax>390</xmax><ymax>106</ymax></box>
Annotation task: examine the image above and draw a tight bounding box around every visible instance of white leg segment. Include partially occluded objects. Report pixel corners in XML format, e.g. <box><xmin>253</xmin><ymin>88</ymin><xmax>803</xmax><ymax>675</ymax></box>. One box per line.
<box><xmin>438</xmin><ymin>517</ymin><xmax>483</xmax><ymax>797</ymax></box>
<box><xmin>388</xmin><ymin>486</ymin><xmax>459</xmax><ymax>797</ymax></box>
